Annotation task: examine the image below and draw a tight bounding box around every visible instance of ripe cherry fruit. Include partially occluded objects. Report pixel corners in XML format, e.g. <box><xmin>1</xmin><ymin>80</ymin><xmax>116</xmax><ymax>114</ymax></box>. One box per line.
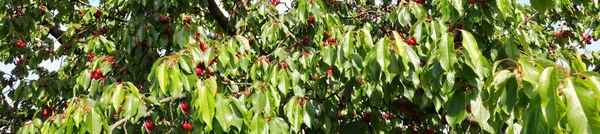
<box><xmin>383</xmin><ymin>113</ymin><xmax>392</xmax><ymax>119</ymax></box>
<box><xmin>302</xmin><ymin>37</ymin><xmax>309</xmax><ymax>44</ymax></box>
<box><xmin>16</xmin><ymin>39</ymin><xmax>25</xmax><ymax>47</ymax></box>
<box><xmin>180</xmin><ymin>102</ymin><xmax>190</xmax><ymax>112</ymax></box>
<box><xmin>145</xmin><ymin>121</ymin><xmax>155</xmax><ymax>131</ymax></box>
<box><xmin>270</xmin><ymin>0</ymin><xmax>280</xmax><ymax>6</ymax></box>
<box><xmin>42</xmin><ymin>108</ymin><xmax>49</xmax><ymax>118</ymax></box>
<box><xmin>308</xmin><ymin>16</ymin><xmax>315</xmax><ymax>24</ymax></box>
<box><xmin>182</xmin><ymin>123</ymin><xmax>193</xmax><ymax>131</ymax></box>
<box><xmin>297</xmin><ymin>99</ymin><xmax>304</xmax><ymax>106</ymax></box>
<box><xmin>466</xmin><ymin>106</ymin><xmax>472</xmax><ymax>113</ymax></box>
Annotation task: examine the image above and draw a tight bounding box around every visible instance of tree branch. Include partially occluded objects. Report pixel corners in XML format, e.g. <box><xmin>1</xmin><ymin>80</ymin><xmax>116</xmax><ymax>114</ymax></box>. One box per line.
<box><xmin>109</xmin><ymin>96</ymin><xmax>183</xmax><ymax>131</ymax></box>
<box><xmin>593</xmin><ymin>65</ymin><xmax>600</xmax><ymax>72</ymax></box>
<box><xmin>207</xmin><ymin>0</ymin><xmax>236</xmax><ymax>35</ymax></box>
<box><xmin>109</xmin><ymin>118</ymin><xmax>128</xmax><ymax>131</ymax></box>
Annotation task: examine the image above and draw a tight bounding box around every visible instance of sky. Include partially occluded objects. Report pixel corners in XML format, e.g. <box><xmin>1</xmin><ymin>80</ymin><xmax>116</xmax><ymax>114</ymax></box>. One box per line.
<box><xmin>1</xmin><ymin>0</ymin><xmax>598</xmax><ymax>90</ymax></box>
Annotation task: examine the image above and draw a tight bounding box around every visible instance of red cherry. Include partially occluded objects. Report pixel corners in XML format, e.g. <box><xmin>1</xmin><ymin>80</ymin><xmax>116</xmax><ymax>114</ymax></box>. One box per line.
<box><xmin>308</xmin><ymin>16</ymin><xmax>315</xmax><ymax>24</ymax></box>
<box><xmin>145</xmin><ymin>121</ymin><xmax>155</xmax><ymax>131</ymax></box>
<box><xmin>265</xmin><ymin>58</ymin><xmax>271</xmax><ymax>64</ymax></box>
<box><xmin>469</xmin><ymin>0</ymin><xmax>475</xmax><ymax>4</ymax></box>
<box><xmin>360</xmin><ymin>112</ymin><xmax>371</xmax><ymax>123</ymax></box>
<box><xmin>40</xmin><ymin>73</ymin><xmax>45</xmax><ymax>77</ymax></box>
<box><xmin>302</xmin><ymin>37</ymin><xmax>309</xmax><ymax>44</ymax></box>
<box><xmin>383</xmin><ymin>113</ymin><xmax>392</xmax><ymax>119</ymax></box>
<box><xmin>209</xmin><ymin>55</ymin><xmax>218</xmax><ymax>66</ymax></box>
<box><xmin>180</xmin><ymin>103</ymin><xmax>190</xmax><ymax>112</ymax></box>
<box><xmin>337</xmin><ymin>102</ymin><xmax>346</xmax><ymax>109</ymax></box>
<box><xmin>283</xmin><ymin>63</ymin><xmax>289</xmax><ymax>69</ymax></box>
<box><xmin>248</xmin><ymin>39</ymin><xmax>254</xmax><ymax>44</ymax></box>
<box><xmin>297</xmin><ymin>99</ymin><xmax>304</xmax><ymax>106</ymax></box>
<box><xmin>338</xmin><ymin>114</ymin><xmax>344</xmax><ymax>120</ymax></box>
<box><xmin>90</xmin><ymin>71</ymin><xmax>97</xmax><ymax>79</ymax></box>
<box><xmin>95</xmin><ymin>70</ymin><xmax>103</xmax><ymax>78</ymax></box>
<box><xmin>466</xmin><ymin>106</ymin><xmax>472</xmax><ymax>113</ymax></box>
<box><xmin>456</xmin><ymin>24</ymin><xmax>464</xmax><ymax>30</ymax></box>
<box><xmin>313</xmin><ymin>75</ymin><xmax>318</xmax><ymax>81</ymax></box>
<box><xmin>42</xmin><ymin>108</ymin><xmax>48</xmax><ymax>118</ymax></box>
<box><xmin>194</xmin><ymin>32</ymin><xmax>201</xmax><ymax>39</ymax></box>
<box><xmin>208</xmin><ymin>72</ymin><xmax>215</xmax><ymax>76</ymax></box>
<box><xmin>16</xmin><ymin>39</ymin><xmax>25</xmax><ymax>47</ymax></box>
<box><xmin>182</xmin><ymin>123</ymin><xmax>193</xmax><ymax>131</ymax></box>
<box><xmin>327</xmin><ymin>67</ymin><xmax>334</xmax><ymax>75</ymax></box>
<box><xmin>270</xmin><ymin>0</ymin><xmax>280</xmax><ymax>6</ymax></box>
<box><xmin>62</xmin><ymin>112</ymin><xmax>66</xmax><ymax>119</ymax></box>
<box><xmin>114</xmin><ymin>108</ymin><xmax>122</xmax><ymax>118</ymax></box>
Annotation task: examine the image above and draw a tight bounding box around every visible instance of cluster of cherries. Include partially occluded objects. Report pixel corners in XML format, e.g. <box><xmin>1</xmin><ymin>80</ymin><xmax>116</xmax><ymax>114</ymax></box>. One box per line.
<box><xmin>580</xmin><ymin>33</ymin><xmax>597</xmax><ymax>45</ymax></box>
<box><xmin>195</xmin><ymin>55</ymin><xmax>218</xmax><ymax>76</ymax></box>
<box><xmin>89</xmin><ymin>69</ymin><xmax>103</xmax><ymax>80</ymax></box>
<box><xmin>270</xmin><ymin>0</ymin><xmax>280</xmax><ymax>6</ymax></box>
<box><xmin>180</xmin><ymin>103</ymin><xmax>193</xmax><ymax>131</ymax></box>
<box><xmin>16</xmin><ymin>39</ymin><xmax>26</xmax><ymax>47</ymax></box>
<box><xmin>159</xmin><ymin>15</ymin><xmax>175</xmax><ymax>23</ymax></box>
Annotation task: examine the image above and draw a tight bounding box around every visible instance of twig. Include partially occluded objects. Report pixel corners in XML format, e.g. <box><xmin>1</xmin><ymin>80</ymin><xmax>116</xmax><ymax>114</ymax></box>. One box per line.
<box><xmin>109</xmin><ymin>118</ymin><xmax>128</xmax><ymax>131</ymax></box>
<box><xmin>267</xmin><ymin>12</ymin><xmax>297</xmax><ymax>41</ymax></box>
<box><xmin>221</xmin><ymin>81</ymin><xmax>252</xmax><ymax>85</ymax></box>
<box><xmin>109</xmin><ymin>96</ymin><xmax>182</xmax><ymax>131</ymax></box>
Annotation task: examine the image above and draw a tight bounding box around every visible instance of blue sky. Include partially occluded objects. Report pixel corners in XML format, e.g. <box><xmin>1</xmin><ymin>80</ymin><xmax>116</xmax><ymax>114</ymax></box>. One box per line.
<box><xmin>0</xmin><ymin>0</ymin><xmax>598</xmax><ymax>84</ymax></box>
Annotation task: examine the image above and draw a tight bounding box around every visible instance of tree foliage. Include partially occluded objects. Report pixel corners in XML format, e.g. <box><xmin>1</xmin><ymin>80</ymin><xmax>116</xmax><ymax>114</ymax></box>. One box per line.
<box><xmin>1</xmin><ymin>0</ymin><xmax>600</xmax><ymax>133</ymax></box>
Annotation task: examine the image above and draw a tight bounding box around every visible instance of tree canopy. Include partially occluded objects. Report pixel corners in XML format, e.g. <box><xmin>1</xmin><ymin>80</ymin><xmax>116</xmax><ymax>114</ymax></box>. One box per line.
<box><xmin>2</xmin><ymin>0</ymin><xmax>600</xmax><ymax>133</ymax></box>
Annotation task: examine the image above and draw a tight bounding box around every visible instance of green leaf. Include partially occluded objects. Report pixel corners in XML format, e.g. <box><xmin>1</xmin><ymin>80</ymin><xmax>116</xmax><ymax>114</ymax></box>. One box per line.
<box><xmin>88</xmin><ymin>108</ymin><xmax>102</xmax><ymax>134</ymax></box>
<box><xmin>393</xmin><ymin>31</ymin><xmax>421</xmax><ymax>71</ymax></box>
<box><xmin>497</xmin><ymin>0</ymin><xmax>512</xmax><ymax>18</ymax></box>
<box><xmin>398</xmin><ymin>8</ymin><xmax>411</xmax><ymax>27</ymax></box>
<box><xmin>438</xmin><ymin>33</ymin><xmax>456</xmax><ymax>70</ymax></box>
<box><xmin>410</xmin><ymin>4</ymin><xmax>427</xmax><ymax>20</ymax></box>
<box><xmin>445</xmin><ymin>91</ymin><xmax>467</xmax><ymax>127</ymax></box>
<box><xmin>460</xmin><ymin>30</ymin><xmax>481</xmax><ymax>68</ymax></box>
<box><xmin>375</xmin><ymin>38</ymin><xmax>388</xmax><ymax>72</ymax></box>
<box><xmin>530</xmin><ymin>0</ymin><xmax>554</xmax><ymax>13</ymax></box>
<box><xmin>303</xmin><ymin>100</ymin><xmax>320</xmax><ymax>129</ymax></box>
<box><xmin>341</xmin><ymin>31</ymin><xmax>354</xmax><ymax>57</ymax></box>
<box><xmin>197</xmin><ymin>80</ymin><xmax>215</xmax><ymax>130</ymax></box>
<box><xmin>563</xmin><ymin>78</ymin><xmax>600</xmax><ymax>134</ymax></box>
<box><xmin>122</xmin><ymin>94</ymin><xmax>139</xmax><ymax>118</ymax></box>
<box><xmin>179</xmin><ymin>56</ymin><xmax>192</xmax><ymax>74</ymax></box>
<box><xmin>361</xmin><ymin>29</ymin><xmax>374</xmax><ymax>47</ymax></box>
<box><xmin>111</xmin><ymin>84</ymin><xmax>124</xmax><ymax>111</ymax></box>
<box><xmin>277</xmin><ymin>71</ymin><xmax>289</xmax><ymax>95</ymax></box>
<box><xmin>269</xmin><ymin>117</ymin><xmax>290</xmax><ymax>133</ymax></box>
<box><xmin>170</xmin><ymin>67</ymin><xmax>183</xmax><ymax>98</ymax></box>
<box><xmin>491</xmin><ymin>70</ymin><xmax>513</xmax><ymax>90</ymax></box>
<box><xmin>538</xmin><ymin>67</ymin><xmax>566</xmax><ymax>130</ymax></box>
<box><xmin>504</xmin><ymin>37</ymin><xmax>520</xmax><ymax>59</ymax></box>
<box><xmin>215</xmin><ymin>95</ymin><xmax>243</xmax><ymax>132</ymax></box>
<box><xmin>523</xmin><ymin>95</ymin><xmax>550</xmax><ymax>133</ymax></box>
<box><xmin>157</xmin><ymin>64</ymin><xmax>168</xmax><ymax>95</ymax></box>
<box><xmin>470</xmin><ymin>92</ymin><xmax>494</xmax><ymax>133</ymax></box>
<box><xmin>452</xmin><ymin>0</ymin><xmax>464</xmax><ymax>16</ymax></box>
<box><xmin>284</xmin><ymin>97</ymin><xmax>304</xmax><ymax>133</ymax></box>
